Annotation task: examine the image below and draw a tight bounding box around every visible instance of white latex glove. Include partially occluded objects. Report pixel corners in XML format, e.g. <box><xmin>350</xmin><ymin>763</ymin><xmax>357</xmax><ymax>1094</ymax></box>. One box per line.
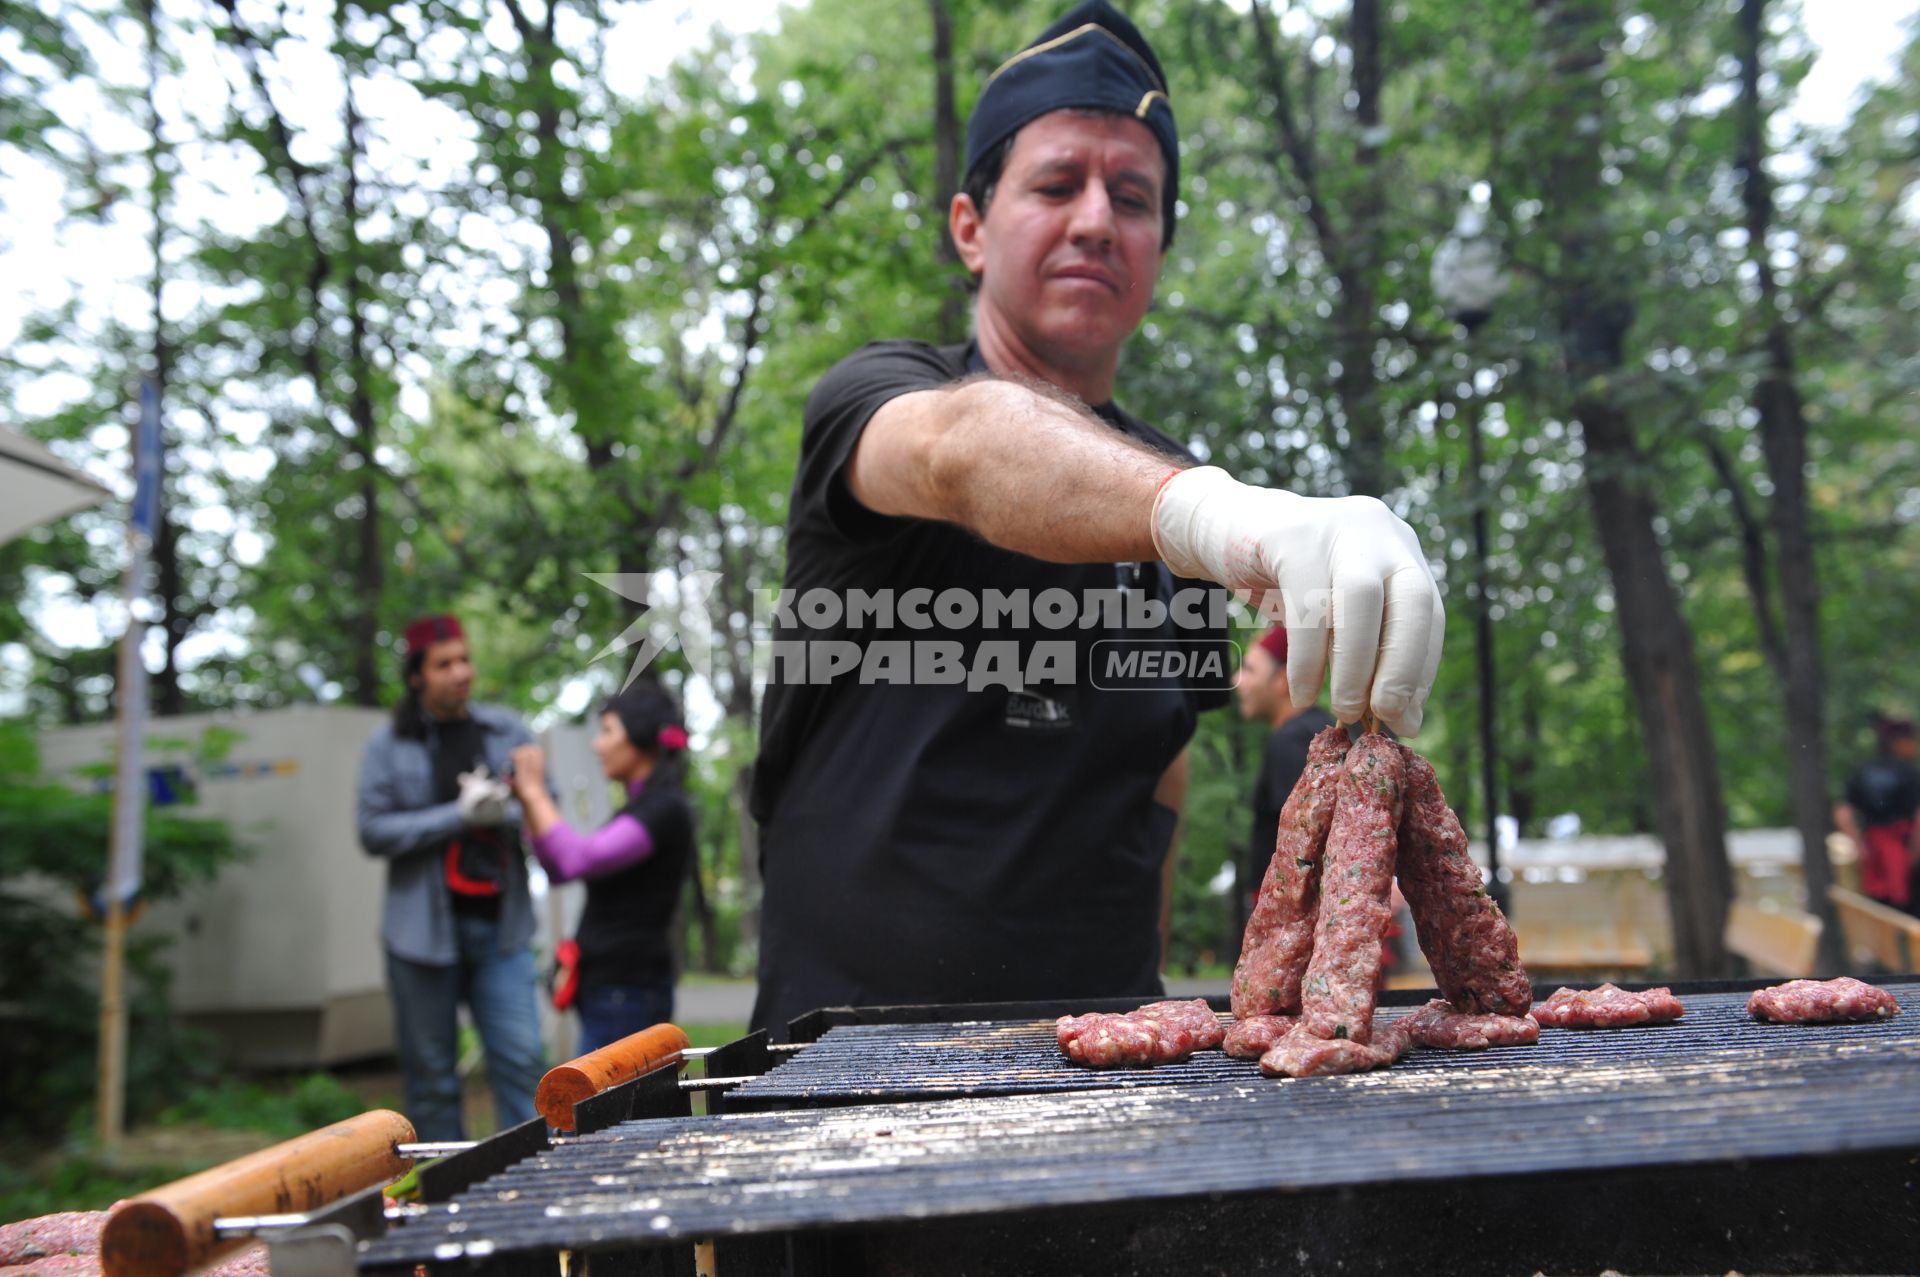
<box><xmin>456</xmin><ymin>765</ymin><xmax>513</xmax><ymax>826</ymax></box>
<box><xmin>1151</xmin><ymin>466</ymin><xmax>1444</xmax><ymax>734</ymax></box>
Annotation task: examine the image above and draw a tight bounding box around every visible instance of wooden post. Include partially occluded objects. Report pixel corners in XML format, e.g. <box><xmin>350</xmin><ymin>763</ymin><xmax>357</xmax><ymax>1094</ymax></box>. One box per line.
<box><xmin>98</xmin><ymin>373</ymin><xmax>160</xmax><ymax>1153</ymax></box>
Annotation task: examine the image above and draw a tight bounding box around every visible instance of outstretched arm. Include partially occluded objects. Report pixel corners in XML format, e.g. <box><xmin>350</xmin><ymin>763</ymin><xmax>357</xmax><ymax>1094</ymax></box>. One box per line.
<box><xmin>848</xmin><ymin>374</ymin><xmax>1174</xmax><ymax>564</ymax></box>
<box><xmin>847</xmin><ymin>375</ymin><xmax>1446</xmax><ymax>733</ymax></box>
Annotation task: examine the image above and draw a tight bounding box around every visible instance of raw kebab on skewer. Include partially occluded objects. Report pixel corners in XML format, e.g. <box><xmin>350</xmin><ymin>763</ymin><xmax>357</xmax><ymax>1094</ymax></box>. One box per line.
<box><xmin>1252</xmin><ymin>727</ymin><xmax>1535</xmax><ymax>1076</ymax></box>
<box><xmin>1060</xmin><ymin>725</ymin><xmax>1537</xmax><ymax>1075</ymax></box>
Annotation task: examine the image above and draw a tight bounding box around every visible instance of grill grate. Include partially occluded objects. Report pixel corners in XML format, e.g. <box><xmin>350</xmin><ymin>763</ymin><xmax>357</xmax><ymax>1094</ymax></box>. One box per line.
<box><xmin>725</xmin><ymin>980</ymin><xmax>1919</xmax><ymax>1105</ymax></box>
<box><xmin>356</xmin><ymin>980</ymin><xmax>1920</xmax><ymax>1270</ymax></box>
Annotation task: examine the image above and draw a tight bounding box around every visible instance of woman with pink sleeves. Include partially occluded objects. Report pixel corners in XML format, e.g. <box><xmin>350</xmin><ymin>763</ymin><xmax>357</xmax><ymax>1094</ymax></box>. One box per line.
<box><xmin>510</xmin><ymin>682</ymin><xmax>695</xmax><ymax>1052</ymax></box>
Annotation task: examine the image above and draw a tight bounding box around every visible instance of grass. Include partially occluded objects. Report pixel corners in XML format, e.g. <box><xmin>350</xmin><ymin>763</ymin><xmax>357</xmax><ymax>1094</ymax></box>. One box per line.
<box><xmin>683</xmin><ymin>1022</ymin><xmax>749</xmax><ymax>1050</ymax></box>
<box><xmin>0</xmin><ymin>1156</ymin><xmax>181</xmax><ymax>1224</ymax></box>
<box><xmin>0</xmin><ymin>1069</ymin><xmax>380</xmax><ymax>1222</ymax></box>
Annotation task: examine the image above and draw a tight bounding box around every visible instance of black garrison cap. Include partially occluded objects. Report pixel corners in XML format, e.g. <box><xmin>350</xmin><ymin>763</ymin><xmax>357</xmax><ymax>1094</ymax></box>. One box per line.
<box><xmin>964</xmin><ymin>0</ymin><xmax>1179</xmax><ymax>241</ymax></box>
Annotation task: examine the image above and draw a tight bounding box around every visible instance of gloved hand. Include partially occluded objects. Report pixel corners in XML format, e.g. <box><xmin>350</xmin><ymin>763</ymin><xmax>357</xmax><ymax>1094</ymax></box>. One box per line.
<box><xmin>456</xmin><ymin>765</ymin><xmax>514</xmax><ymax>826</ymax></box>
<box><xmin>1151</xmin><ymin>466</ymin><xmax>1444</xmax><ymax>734</ymax></box>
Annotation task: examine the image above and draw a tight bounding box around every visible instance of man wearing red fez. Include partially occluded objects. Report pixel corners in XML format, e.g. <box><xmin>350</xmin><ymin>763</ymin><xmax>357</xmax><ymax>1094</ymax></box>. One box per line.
<box><xmin>356</xmin><ymin>613</ymin><xmax>544</xmax><ymax>1140</ymax></box>
<box><xmin>749</xmin><ymin>0</ymin><xmax>1444</xmax><ymax>1034</ymax></box>
<box><xmin>1234</xmin><ymin>627</ymin><xmax>1335</xmax><ymax>931</ymax></box>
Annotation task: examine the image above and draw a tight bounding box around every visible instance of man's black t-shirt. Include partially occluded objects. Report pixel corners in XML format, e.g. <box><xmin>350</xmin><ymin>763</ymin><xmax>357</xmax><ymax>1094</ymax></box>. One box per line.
<box><xmin>575</xmin><ymin>781</ymin><xmax>694</xmax><ymax>991</ymax></box>
<box><xmin>1846</xmin><ymin>756</ymin><xmax>1920</xmax><ymax>828</ymax></box>
<box><xmin>749</xmin><ymin>340</ymin><xmax>1233</xmax><ymax>1033</ymax></box>
<box><xmin>1247</xmin><ymin>707</ymin><xmax>1338</xmax><ymax>887</ymax></box>
<box><xmin>430</xmin><ymin>717</ymin><xmax>505</xmax><ymax>918</ymax></box>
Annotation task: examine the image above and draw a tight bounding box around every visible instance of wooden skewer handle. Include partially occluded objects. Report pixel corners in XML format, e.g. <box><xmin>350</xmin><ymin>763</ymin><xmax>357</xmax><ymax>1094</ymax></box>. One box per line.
<box><xmin>536</xmin><ymin>1022</ymin><xmax>690</xmax><ymax>1131</ymax></box>
<box><xmin>101</xmin><ymin>1109</ymin><xmax>416</xmax><ymax>1277</ymax></box>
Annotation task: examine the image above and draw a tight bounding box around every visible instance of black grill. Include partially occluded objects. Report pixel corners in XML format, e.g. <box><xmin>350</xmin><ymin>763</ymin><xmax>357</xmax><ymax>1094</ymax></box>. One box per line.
<box><xmin>724</xmin><ymin>981</ymin><xmax>1918</xmax><ymax>1107</ymax></box>
<box><xmin>354</xmin><ymin>979</ymin><xmax>1920</xmax><ymax>1276</ymax></box>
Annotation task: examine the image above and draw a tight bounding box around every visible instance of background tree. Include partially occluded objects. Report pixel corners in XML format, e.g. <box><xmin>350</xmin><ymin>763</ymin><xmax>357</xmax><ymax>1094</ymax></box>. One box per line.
<box><xmin>4</xmin><ymin>0</ymin><xmax>1916</xmax><ymax>979</ymax></box>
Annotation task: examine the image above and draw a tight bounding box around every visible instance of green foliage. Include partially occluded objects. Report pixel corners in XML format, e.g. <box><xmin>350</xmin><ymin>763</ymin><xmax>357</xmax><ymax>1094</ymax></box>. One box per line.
<box><xmin>1166</xmin><ymin>702</ymin><xmax>1263</xmax><ymax>973</ymax></box>
<box><xmin>156</xmin><ymin>1072</ymin><xmax>367</xmax><ymax>1141</ymax></box>
<box><xmin>0</xmin><ymin>722</ymin><xmax>246</xmax><ymax>1139</ymax></box>
<box><xmin>0</xmin><ymin>1154</ymin><xmax>178</xmax><ymax>1222</ymax></box>
<box><xmin>0</xmin><ymin>1070</ymin><xmax>371</xmax><ymax>1218</ymax></box>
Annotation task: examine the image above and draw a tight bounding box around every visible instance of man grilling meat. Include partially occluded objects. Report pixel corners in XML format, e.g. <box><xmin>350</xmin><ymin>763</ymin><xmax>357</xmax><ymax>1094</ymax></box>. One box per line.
<box><xmin>748</xmin><ymin>0</ymin><xmax>1445</xmax><ymax>1035</ymax></box>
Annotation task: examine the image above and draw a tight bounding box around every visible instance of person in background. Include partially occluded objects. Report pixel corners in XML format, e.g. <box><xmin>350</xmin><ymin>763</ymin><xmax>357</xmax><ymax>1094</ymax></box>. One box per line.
<box><xmin>357</xmin><ymin>614</ymin><xmax>544</xmax><ymax>1141</ymax></box>
<box><xmin>1233</xmin><ymin>626</ymin><xmax>1337</xmax><ymax>932</ymax></box>
<box><xmin>510</xmin><ymin>681</ymin><xmax>696</xmax><ymax>1053</ymax></box>
<box><xmin>1834</xmin><ymin>713</ymin><xmax>1920</xmax><ymax>915</ymax></box>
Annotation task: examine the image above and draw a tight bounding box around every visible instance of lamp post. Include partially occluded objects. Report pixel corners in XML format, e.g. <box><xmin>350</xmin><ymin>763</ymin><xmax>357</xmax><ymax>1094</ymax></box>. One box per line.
<box><xmin>1431</xmin><ymin>201</ymin><xmax>1510</xmax><ymax>914</ymax></box>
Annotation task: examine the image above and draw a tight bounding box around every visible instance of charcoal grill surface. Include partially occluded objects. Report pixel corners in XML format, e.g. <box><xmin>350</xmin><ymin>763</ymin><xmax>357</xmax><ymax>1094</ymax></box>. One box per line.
<box><xmin>357</xmin><ymin>979</ymin><xmax>1920</xmax><ymax>1272</ymax></box>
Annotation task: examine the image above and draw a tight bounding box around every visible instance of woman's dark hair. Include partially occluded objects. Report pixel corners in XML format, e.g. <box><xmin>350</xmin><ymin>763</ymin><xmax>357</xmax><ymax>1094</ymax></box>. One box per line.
<box><xmin>392</xmin><ymin>649</ymin><xmax>431</xmax><ymax>740</ymax></box>
<box><xmin>603</xmin><ymin>680</ymin><xmax>689</xmax><ymax>788</ymax></box>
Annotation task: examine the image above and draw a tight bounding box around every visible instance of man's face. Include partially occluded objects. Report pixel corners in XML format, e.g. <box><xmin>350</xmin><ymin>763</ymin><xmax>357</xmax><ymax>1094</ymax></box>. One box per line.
<box><xmin>1235</xmin><ymin>645</ymin><xmax>1284</xmax><ymax>722</ymax></box>
<box><xmin>414</xmin><ymin>638</ymin><xmax>474</xmax><ymax>719</ymax></box>
<box><xmin>953</xmin><ymin>110</ymin><xmax>1167</xmax><ymax>372</ymax></box>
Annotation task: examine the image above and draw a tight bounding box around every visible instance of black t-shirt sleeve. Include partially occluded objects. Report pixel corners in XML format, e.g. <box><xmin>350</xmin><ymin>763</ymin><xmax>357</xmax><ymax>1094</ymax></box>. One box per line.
<box><xmin>626</xmin><ymin>784</ymin><xmax>694</xmax><ymax>857</ymax></box>
<box><xmin>797</xmin><ymin>340</ymin><xmax>966</xmax><ymax>544</ymax></box>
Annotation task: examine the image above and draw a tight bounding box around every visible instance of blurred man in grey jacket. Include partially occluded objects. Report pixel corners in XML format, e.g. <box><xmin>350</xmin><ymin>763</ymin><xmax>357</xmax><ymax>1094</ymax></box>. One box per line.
<box><xmin>357</xmin><ymin>614</ymin><xmax>543</xmax><ymax>1140</ymax></box>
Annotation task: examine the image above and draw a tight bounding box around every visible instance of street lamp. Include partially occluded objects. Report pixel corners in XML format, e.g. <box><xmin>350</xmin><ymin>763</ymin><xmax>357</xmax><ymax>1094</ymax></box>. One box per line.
<box><xmin>1431</xmin><ymin>199</ymin><xmax>1510</xmax><ymax>914</ymax></box>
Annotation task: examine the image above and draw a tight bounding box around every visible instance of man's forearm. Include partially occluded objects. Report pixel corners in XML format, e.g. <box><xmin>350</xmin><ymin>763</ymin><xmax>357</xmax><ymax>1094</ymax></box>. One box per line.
<box><xmin>848</xmin><ymin>376</ymin><xmax>1180</xmax><ymax>563</ymax></box>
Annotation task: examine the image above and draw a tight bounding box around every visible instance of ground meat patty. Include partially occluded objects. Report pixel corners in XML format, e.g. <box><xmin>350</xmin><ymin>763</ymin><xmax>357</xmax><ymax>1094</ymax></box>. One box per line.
<box><xmin>1747</xmin><ymin>977</ymin><xmax>1901</xmax><ymax>1024</ymax></box>
<box><xmin>1259</xmin><ymin>1016</ymin><xmax>1415</xmax><ymax>1078</ymax></box>
<box><xmin>1396</xmin><ymin>748</ymin><xmax>1531</xmax><ymax>1016</ymax></box>
<box><xmin>1297</xmin><ymin>734</ymin><xmax>1406</xmax><ymax>1045</ymax></box>
<box><xmin>1223</xmin><ymin>1014</ymin><xmax>1297</xmax><ymax>1059</ymax></box>
<box><xmin>1231</xmin><ymin>726</ymin><xmax>1352</xmax><ymax>1019</ymax></box>
<box><xmin>1400</xmin><ymin>998</ymin><xmax>1540</xmax><ymax>1049</ymax></box>
<box><xmin>1056</xmin><ymin>998</ymin><xmax>1225</xmax><ymax>1067</ymax></box>
<box><xmin>0</xmin><ymin>1216</ymin><xmax>104</xmax><ymax>1268</ymax></box>
<box><xmin>1533</xmin><ymin>983</ymin><xmax>1686</xmax><ymax>1028</ymax></box>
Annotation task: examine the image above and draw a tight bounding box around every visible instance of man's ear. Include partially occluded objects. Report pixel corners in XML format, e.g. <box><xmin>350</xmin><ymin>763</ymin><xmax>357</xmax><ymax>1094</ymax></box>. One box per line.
<box><xmin>950</xmin><ymin>192</ymin><xmax>988</xmax><ymax>276</ymax></box>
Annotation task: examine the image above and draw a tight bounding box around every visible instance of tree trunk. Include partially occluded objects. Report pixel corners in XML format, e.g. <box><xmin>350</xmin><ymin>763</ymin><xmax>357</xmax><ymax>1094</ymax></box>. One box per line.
<box><xmin>504</xmin><ymin>0</ymin><xmax>617</xmax><ymax>477</ymax></box>
<box><xmin>1702</xmin><ymin>433</ymin><xmax>1787</xmax><ymax>676</ymax></box>
<box><xmin>1333</xmin><ymin>0</ymin><xmax>1386</xmax><ymax>496</ymax></box>
<box><xmin>143</xmin><ymin>0</ymin><xmax>186</xmax><ymax>717</ymax></box>
<box><xmin>1510</xmin><ymin>678</ymin><xmax>1541</xmax><ymax>835</ymax></box>
<box><xmin>342</xmin><ymin>76</ymin><xmax>383</xmax><ymax>706</ymax></box>
<box><xmin>1736</xmin><ymin>0</ymin><xmax>1842</xmax><ymax>970</ymax></box>
<box><xmin>1535</xmin><ymin>0</ymin><xmax>1733</xmax><ymax>977</ymax></box>
<box><xmin>929</xmin><ymin>0</ymin><xmax>965</xmax><ymax>344</ymax></box>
